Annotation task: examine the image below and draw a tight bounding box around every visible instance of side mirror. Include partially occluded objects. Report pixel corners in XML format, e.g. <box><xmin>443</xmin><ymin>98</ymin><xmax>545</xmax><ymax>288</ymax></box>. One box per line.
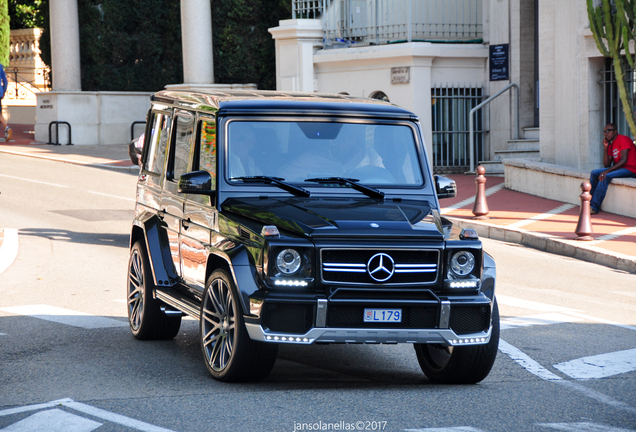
<box><xmin>434</xmin><ymin>175</ymin><xmax>457</xmax><ymax>199</ymax></box>
<box><xmin>178</xmin><ymin>171</ymin><xmax>215</xmax><ymax>195</ymax></box>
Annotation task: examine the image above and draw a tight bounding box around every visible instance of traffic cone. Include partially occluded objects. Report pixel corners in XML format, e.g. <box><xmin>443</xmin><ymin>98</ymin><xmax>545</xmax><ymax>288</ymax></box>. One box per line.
<box><xmin>472</xmin><ymin>165</ymin><xmax>489</xmax><ymax>219</ymax></box>
<box><xmin>575</xmin><ymin>181</ymin><xmax>594</xmax><ymax>241</ymax></box>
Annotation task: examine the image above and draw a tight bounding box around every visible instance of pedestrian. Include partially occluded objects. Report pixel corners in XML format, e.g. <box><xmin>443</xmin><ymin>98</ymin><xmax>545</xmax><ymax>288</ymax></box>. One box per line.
<box><xmin>589</xmin><ymin>123</ymin><xmax>636</xmax><ymax>214</ymax></box>
<box><xmin>0</xmin><ymin>63</ymin><xmax>11</xmax><ymax>141</ymax></box>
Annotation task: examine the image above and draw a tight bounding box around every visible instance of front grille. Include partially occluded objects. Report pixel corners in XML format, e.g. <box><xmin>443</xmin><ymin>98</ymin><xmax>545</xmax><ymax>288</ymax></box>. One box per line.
<box><xmin>263</xmin><ymin>303</ymin><xmax>314</xmax><ymax>334</ymax></box>
<box><xmin>449</xmin><ymin>305</ymin><xmax>490</xmax><ymax>335</ymax></box>
<box><xmin>321</xmin><ymin>249</ymin><xmax>439</xmax><ymax>285</ymax></box>
<box><xmin>327</xmin><ymin>305</ymin><xmax>437</xmax><ymax>329</ymax></box>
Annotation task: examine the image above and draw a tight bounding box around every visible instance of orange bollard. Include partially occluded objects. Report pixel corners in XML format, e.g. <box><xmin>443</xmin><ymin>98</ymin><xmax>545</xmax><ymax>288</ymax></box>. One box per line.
<box><xmin>472</xmin><ymin>165</ymin><xmax>489</xmax><ymax>219</ymax></box>
<box><xmin>575</xmin><ymin>181</ymin><xmax>594</xmax><ymax>241</ymax></box>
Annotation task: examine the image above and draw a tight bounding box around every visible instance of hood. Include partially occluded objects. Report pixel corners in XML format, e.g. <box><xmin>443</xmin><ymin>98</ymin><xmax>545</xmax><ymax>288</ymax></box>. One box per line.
<box><xmin>221</xmin><ymin>197</ymin><xmax>444</xmax><ymax>239</ymax></box>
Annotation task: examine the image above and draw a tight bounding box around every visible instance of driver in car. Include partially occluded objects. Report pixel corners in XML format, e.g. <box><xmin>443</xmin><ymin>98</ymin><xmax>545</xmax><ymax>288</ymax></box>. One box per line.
<box><xmin>282</xmin><ymin>126</ymin><xmax>385</xmax><ymax>182</ymax></box>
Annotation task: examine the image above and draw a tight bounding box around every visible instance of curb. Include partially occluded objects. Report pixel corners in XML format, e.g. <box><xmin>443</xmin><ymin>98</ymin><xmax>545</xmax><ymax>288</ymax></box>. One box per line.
<box><xmin>447</xmin><ymin>217</ymin><xmax>636</xmax><ymax>274</ymax></box>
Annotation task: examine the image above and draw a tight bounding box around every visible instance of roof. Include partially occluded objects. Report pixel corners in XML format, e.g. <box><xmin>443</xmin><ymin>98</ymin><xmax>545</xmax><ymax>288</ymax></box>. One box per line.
<box><xmin>150</xmin><ymin>89</ymin><xmax>418</xmax><ymax>120</ymax></box>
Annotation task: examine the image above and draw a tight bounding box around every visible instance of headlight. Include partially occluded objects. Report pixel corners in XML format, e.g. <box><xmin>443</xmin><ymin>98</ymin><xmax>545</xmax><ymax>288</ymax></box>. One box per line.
<box><xmin>276</xmin><ymin>249</ymin><xmax>301</xmax><ymax>275</ymax></box>
<box><xmin>450</xmin><ymin>251</ymin><xmax>475</xmax><ymax>277</ymax></box>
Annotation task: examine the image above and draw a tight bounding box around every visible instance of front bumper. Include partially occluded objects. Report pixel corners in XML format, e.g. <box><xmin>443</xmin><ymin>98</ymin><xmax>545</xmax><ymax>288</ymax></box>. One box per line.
<box><xmin>246</xmin><ymin>292</ymin><xmax>494</xmax><ymax>347</ymax></box>
<box><xmin>245</xmin><ymin>323</ymin><xmax>492</xmax><ymax>346</ymax></box>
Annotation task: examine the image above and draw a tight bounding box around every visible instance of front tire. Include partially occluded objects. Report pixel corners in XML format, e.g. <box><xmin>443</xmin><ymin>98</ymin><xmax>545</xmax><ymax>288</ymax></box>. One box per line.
<box><xmin>127</xmin><ymin>240</ymin><xmax>181</xmax><ymax>340</ymax></box>
<box><xmin>414</xmin><ymin>299</ymin><xmax>500</xmax><ymax>384</ymax></box>
<box><xmin>200</xmin><ymin>270</ymin><xmax>278</xmax><ymax>382</ymax></box>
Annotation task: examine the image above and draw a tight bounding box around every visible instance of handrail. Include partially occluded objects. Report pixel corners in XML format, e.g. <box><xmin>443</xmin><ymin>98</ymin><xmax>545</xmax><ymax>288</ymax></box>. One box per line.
<box><xmin>469</xmin><ymin>83</ymin><xmax>519</xmax><ymax>173</ymax></box>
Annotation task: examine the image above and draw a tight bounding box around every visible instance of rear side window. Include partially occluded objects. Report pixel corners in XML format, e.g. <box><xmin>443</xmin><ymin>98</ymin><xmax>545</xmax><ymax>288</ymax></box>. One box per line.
<box><xmin>145</xmin><ymin>112</ymin><xmax>172</xmax><ymax>175</ymax></box>
<box><xmin>169</xmin><ymin>110</ymin><xmax>195</xmax><ymax>181</ymax></box>
<box><xmin>198</xmin><ymin>118</ymin><xmax>217</xmax><ymax>189</ymax></box>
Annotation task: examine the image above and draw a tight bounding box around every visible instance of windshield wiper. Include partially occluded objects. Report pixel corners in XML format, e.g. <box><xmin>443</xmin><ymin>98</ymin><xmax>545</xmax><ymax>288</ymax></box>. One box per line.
<box><xmin>231</xmin><ymin>176</ymin><xmax>310</xmax><ymax>197</ymax></box>
<box><xmin>304</xmin><ymin>177</ymin><xmax>385</xmax><ymax>200</ymax></box>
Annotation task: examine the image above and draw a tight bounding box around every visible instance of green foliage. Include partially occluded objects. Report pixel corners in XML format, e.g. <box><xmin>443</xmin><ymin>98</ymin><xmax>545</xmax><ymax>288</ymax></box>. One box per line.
<box><xmin>7</xmin><ymin>0</ymin><xmax>292</xmax><ymax>91</ymax></box>
<box><xmin>212</xmin><ymin>0</ymin><xmax>291</xmax><ymax>90</ymax></box>
<box><xmin>587</xmin><ymin>0</ymin><xmax>636</xmax><ymax>137</ymax></box>
<box><xmin>8</xmin><ymin>0</ymin><xmax>45</xmax><ymax>29</ymax></box>
<box><xmin>78</xmin><ymin>0</ymin><xmax>183</xmax><ymax>91</ymax></box>
<box><xmin>0</xmin><ymin>0</ymin><xmax>9</xmax><ymax>66</ymax></box>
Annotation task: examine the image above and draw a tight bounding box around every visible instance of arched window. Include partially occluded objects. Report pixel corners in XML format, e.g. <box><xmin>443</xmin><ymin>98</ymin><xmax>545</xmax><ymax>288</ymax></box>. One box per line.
<box><xmin>370</xmin><ymin>91</ymin><xmax>389</xmax><ymax>102</ymax></box>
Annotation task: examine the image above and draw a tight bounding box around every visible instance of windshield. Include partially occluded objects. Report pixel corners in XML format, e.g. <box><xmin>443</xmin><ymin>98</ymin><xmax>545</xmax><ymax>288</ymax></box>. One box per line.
<box><xmin>227</xmin><ymin>121</ymin><xmax>424</xmax><ymax>186</ymax></box>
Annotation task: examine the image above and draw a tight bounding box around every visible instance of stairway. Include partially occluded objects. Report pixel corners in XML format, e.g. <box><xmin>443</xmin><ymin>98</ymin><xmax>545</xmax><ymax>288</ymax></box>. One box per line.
<box><xmin>478</xmin><ymin>127</ymin><xmax>540</xmax><ymax>175</ymax></box>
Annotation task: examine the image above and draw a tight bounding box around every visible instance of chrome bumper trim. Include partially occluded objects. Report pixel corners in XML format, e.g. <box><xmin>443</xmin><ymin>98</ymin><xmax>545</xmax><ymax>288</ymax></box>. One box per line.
<box><xmin>245</xmin><ymin>323</ymin><xmax>492</xmax><ymax>346</ymax></box>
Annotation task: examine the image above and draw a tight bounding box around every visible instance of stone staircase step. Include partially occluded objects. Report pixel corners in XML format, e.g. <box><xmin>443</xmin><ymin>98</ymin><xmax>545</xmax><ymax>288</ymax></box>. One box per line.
<box><xmin>494</xmin><ymin>149</ymin><xmax>540</xmax><ymax>161</ymax></box>
<box><xmin>477</xmin><ymin>160</ymin><xmax>505</xmax><ymax>175</ymax></box>
<box><xmin>523</xmin><ymin>127</ymin><xmax>540</xmax><ymax>139</ymax></box>
<box><xmin>506</xmin><ymin>139</ymin><xmax>539</xmax><ymax>151</ymax></box>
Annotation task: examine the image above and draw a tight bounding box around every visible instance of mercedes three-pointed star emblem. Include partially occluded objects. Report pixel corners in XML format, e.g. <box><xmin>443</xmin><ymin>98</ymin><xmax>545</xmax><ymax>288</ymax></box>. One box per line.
<box><xmin>367</xmin><ymin>253</ymin><xmax>395</xmax><ymax>282</ymax></box>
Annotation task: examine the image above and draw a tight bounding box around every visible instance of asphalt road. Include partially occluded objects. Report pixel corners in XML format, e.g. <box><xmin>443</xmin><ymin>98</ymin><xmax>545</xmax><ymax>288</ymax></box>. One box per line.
<box><xmin>0</xmin><ymin>153</ymin><xmax>635</xmax><ymax>432</ymax></box>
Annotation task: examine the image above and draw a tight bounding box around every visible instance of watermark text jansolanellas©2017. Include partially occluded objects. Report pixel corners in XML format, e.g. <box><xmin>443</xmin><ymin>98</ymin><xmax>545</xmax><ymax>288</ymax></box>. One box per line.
<box><xmin>293</xmin><ymin>420</ymin><xmax>388</xmax><ymax>431</ymax></box>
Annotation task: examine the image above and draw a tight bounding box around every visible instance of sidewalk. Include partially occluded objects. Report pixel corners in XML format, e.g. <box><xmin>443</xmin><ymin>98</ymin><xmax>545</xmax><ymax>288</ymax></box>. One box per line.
<box><xmin>0</xmin><ymin>124</ymin><xmax>138</xmax><ymax>173</ymax></box>
<box><xmin>0</xmin><ymin>124</ymin><xmax>634</xmax><ymax>273</ymax></box>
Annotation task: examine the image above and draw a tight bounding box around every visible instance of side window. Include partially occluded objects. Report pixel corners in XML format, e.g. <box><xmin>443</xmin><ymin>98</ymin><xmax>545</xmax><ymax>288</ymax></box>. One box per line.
<box><xmin>169</xmin><ymin>110</ymin><xmax>195</xmax><ymax>181</ymax></box>
<box><xmin>198</xmin><ymin>118</ymin><xmax>217</xmax><ymax>189</ymax></box>
<box><xmin>145</xmin><ymin>111</ymin><xmax>172</xmax><ymax>175</ymax></box>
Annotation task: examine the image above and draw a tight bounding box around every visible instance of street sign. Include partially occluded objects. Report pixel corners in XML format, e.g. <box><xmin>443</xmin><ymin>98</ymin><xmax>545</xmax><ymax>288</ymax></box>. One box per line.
<box><xmin>490</xmin><ymin>44</ymin><xmax>510</xmax><ymax>81</ymax></box>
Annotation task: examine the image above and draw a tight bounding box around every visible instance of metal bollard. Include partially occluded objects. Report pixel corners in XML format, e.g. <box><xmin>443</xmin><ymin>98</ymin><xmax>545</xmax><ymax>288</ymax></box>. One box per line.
<box><xmin>575</xmin><ymin>181</ymin><xmax>594</xmax><ymax>241</ymax></box>
<box><xmin>472</xmin><ymin>165</ymin><xmax>490</xmax><ymax>219</ymax></box>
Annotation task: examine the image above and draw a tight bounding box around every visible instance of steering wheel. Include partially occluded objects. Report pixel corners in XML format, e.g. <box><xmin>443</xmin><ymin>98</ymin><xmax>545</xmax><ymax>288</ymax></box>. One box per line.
<box><xmin>345</xmin><ymin>165</ymin><xmax>396</xmax><ymax>184</ymax></box>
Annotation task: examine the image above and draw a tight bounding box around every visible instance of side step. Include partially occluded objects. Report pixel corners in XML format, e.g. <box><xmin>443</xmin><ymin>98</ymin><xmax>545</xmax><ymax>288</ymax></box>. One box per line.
<box><xmin>155</xmin><ymin>287</ymin><xmax>201</xmax><ymax>320</ymax></box>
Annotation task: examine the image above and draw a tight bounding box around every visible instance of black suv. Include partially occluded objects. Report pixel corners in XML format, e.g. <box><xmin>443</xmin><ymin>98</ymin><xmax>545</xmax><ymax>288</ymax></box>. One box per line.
<box><xmin>127</xmin><ymin>89</ymin><xmax>499</xmax><ymax>384</ymax></box>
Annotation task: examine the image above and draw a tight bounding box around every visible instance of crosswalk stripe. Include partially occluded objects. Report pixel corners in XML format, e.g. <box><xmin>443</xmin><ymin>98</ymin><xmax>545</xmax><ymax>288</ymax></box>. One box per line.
<box><xmin>440</xmin><ymin>183</ymin><xmax>505</xmax><ymax>214</ymax></box>
<box><xmin>0</xmin><ymin>408</ymin><xmax>102</xmax><ymax>432</ymax></box>
<box><xmin>505</xmin><ymin>203</ymin><xmax>576</xmax><ymax>230</ymax></box>
<box><xmin>553</xmin><ymin>348</ymin><xmax>636</xmax><ymax>380</ymax></box>
<box><xmin>0</xmin><ymin>305</ymin><xmax>128</xmax><ymax>329</ymax></box>
<box><xmin>538</xmin><ymin>422</ymin><xmax>636</xmax><ymax>432</ymax></box>
<box><xmin>404</xmin><ymin>428</ymin><xmax>486</xmax><ymax>432</ymax></box>
<box><xmin>500</xmin><ymin>312</ymin><xmax>583</xmax><ymax>330</ymax></box>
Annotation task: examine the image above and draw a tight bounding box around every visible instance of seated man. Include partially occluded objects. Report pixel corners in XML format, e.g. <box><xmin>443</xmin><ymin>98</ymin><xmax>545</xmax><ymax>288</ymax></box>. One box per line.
<box><xmin>228</xmin><ymin>123</ymin><xmax>262</xmax><ymax>178</ymax></box>
<box><xmin>589</xmin><ymin>123</ymin><xmax>636</xmax><ymax>214</ymax></box>
<box><xmin>282</xmin><ymin>124</ymin><xmax>384</xmax><ymax>182</ymax></box>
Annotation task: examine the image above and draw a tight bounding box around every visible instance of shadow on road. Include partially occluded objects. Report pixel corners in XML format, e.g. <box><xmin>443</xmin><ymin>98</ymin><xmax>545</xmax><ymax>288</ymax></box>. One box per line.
<box><xmin>18</xmin><ymin>228</ymin><xmax>130</xmax><ymax>248</ymax></box>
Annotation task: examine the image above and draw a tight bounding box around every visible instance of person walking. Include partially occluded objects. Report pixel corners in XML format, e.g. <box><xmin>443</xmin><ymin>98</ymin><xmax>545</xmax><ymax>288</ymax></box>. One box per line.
<box><xmin>0</xmin><ymin>63</ymin><xmax>11</xmax><ymax>141</ymax></box>
<box><xmin>589</xmin><ymin>123</ymin><xmax>636</xmax><ymax>214</ymax></box>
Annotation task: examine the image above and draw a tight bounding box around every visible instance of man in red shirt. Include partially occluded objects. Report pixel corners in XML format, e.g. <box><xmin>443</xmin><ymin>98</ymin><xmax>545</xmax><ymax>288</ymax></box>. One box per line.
<box><xmin>589</xmin><ymin>123</ymin><xmax>636</xmax><ymax>214</ymax></box>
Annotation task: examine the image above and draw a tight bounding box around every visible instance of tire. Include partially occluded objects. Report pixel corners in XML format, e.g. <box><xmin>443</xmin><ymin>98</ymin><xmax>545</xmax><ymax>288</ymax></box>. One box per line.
<box><xmin>414</xmin><ymin>299</ymin><xmax>500</xmax><ymax>384</ymax></box>
<box><xmin>127</xmin><ymin>240</ymin><xmax>181</xmax><ymax>340</ymax></box>
<box><xmin>200</xmin><ymin>269</ymin><xmax>278</xmax><ymax>382</ymax></box>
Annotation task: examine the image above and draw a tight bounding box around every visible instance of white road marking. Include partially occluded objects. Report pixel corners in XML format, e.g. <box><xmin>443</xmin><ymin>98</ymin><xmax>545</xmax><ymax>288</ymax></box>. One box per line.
<box><xmin>0</xmin><ymin>398</ymin><xmax>176</xmax><ymax>432</ymax></box>
<box><xmin>0</xmin><ymin>409</ymin><xmax>102</xmax><ymax>432</ymax></box>
<box><xmin>505</xmin><ymin>203</ymin><xmax>576</xmax><ymax>230</ymax></box>
<box><xmin>0</xmin><ymin>305</ymin><xmax>128</xmax><ymax>329</ymax></box>
<box><xmin>553</xmin><ymin>348</ymin><xmax>636</xmax><ymax>380</ymax></box>
<box><xmin>498</xmin><ymin>339</ymin><xmax>563</xmax><ymax>381</ymax></box>
<box><xmin>404</xmin><ymin>428</ymin><xmax>486</xmax><ymax>432</ymax></box>
<box><xmin>538</xmin><ymin>423</ymin><xmax>635</xmax><ymax>432</ymax></box>
<box><xmin>0</xmin><ymin>174</ymin><xmax>134</xmax><ymax>202</ymax></box>
<box><xmin>0</xmin><ymin>228</ymin><xmax>18</xmax><ymax>275</ymax></box>
<box><xmin>497</xmin><ymin>295</ymin><xmax>636</xmax><ymax>332</ymax></box>
<box><xmin>498</xmin><ymin>340</ymin><xmax>636</xmax><ymax>415</ymax></box>
<box><xmin>496</xmin><ymin>295</ymin><xmax>581</xmax><ymax>314</ymax></box>
<box><xmin>440</xmin><ymin>183</ymin><xmax>505</xmax><ymax>213</ymax></box>
<box><xmin>500</xmin><ymin>312</ymin><xmax>583</xmax><ymax>330</ymax></box>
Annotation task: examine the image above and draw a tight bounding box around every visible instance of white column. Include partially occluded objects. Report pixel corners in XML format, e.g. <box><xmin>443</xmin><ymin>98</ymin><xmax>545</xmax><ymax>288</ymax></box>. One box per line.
<box><xmin>269</xmin><ymin>19</ymin><xmax>324</xmax><ymax>92</ymax></box>
<box><xmin>49</xmin><ymin>0</ymin><xmax>81</xmax><ymax>90</ymax></box>
<box><xmin>181</xmin><ymin>0</ymin><xmax>214</xmax><ymax>84</ymax></box>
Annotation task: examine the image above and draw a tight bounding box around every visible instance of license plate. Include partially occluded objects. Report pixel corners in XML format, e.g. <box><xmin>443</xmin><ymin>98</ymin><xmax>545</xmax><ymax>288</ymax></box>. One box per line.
<box><xmin>363</xmin><ymin>308</ymin><xmax>402</xmax><ymax>323</ymax></box>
